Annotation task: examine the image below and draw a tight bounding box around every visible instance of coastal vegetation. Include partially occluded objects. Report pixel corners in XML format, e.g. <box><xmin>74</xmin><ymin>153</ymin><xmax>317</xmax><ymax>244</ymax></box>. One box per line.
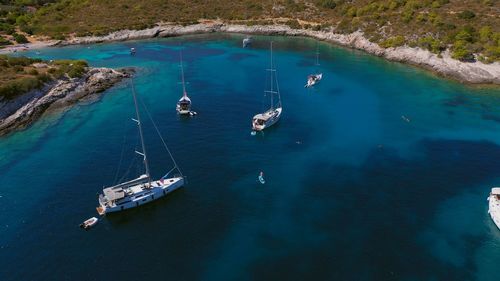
<box><xmin>0</xmin><ymin>55</ymin><xmax>87</xmax><ymax>100</ymax></box>
<box><xmin>0</xmin><ymin>1</ymin><xmax>499</xmax><ymax>63</ymax></box>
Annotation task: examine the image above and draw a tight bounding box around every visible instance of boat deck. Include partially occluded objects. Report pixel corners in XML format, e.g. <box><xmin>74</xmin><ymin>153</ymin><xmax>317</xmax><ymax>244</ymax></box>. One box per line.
<box><xmin>489</xmin><ymin>192</ymin><xmax>500</xmax><ymax>229</ymax></box>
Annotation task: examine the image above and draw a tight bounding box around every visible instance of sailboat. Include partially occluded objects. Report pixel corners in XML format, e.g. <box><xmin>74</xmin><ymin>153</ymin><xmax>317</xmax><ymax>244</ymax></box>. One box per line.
<box><xmin>97</xmin><ymin>82</ymin><xmax>185</xmax><ymax>215</ymax></box>
<box><xmin>243</xmin><ymin>36</ymin><xmax>253</xmax><ymax>48</ymax></box>
<box><xmin>176</xmin><ymin>51</ymin><xmax>192</xmax><ymax>115</ymax></box>
<box><xmin>488</xmin><ymin>187</ymin><xmax>500</xmax><ymax>230</ymax></box>
<box><xmin>252</xmin><ymin>42</ymin><xmax>282</xmax><ymax>132</ymax></box>
<box><xmin>304</xmin><ymin>44</ymin><xmax>323</xmax><ymax>88</ymax></box>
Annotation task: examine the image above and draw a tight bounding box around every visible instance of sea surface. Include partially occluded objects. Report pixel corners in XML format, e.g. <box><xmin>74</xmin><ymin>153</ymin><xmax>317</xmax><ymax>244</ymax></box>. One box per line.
<box><xmin>1</xmin><ymin>34</ymin><xmax>500</xmax><ymax>280</ymax></box>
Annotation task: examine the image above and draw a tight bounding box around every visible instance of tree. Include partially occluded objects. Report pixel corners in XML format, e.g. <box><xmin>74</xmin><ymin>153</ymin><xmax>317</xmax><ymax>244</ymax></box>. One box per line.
<box><xmin>13</xmin><ymin>33</ymin><xmax>28</xmax><ymax>43</ymax></box>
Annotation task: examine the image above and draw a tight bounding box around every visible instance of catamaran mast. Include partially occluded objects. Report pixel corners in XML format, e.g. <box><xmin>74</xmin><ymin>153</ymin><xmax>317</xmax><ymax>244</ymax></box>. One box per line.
<box><xmin>131</xmin><ymin>81</ymin><xmax>151</xmax><ymax>184</ymax></box>
<box><xmin>180</xmin><ymin>51</ymin><xmax>187</xmax><ymax>98</ymax></box>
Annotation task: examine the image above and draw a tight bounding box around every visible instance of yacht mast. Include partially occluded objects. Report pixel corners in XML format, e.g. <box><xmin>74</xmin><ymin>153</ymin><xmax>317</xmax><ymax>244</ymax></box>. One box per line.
<box><xmin>180</xmin><ymin>51</ymin><xmax>187</xmax><ymax>98</ymax></box>
<box><xmin>315</xmin><ymin>44</ymin><xmax>320</xmax><ymax>67</ymax></box>
<box><xmin>264</xmin><ymin>42</ymin><xmax>276</xmax><ymax>110</ymax></box>
<box><xmin>131</xmin><ymin>81</ymin><xmax>151</xmax><ymax>184</ymax></box>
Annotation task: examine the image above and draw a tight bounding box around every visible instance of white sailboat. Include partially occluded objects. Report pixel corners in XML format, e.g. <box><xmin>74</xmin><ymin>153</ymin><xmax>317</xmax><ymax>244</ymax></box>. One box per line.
<box><xmin>488</xmin><ymin>187</ymin><xmax>500</xmax><ymax>230</ymax></box>
<box><xmin>176</xmin><ymin>52</ymin><xmax>192</xmax><ymax>115</ymax></box>
<box><xmin>252</xmin><ymin>42</ymin><xmax>282</xmax><ymax>132</ymax></box>
<box><xmin>243</xmin><ymin>36</ymin><xmax>253</xmax><ymax>48</ymax></box>
<box><xmin>305</xmin><ymin>45</ymin><xmax>323</xmax><ymax>88</ymax></box>
<box><xmin>97</xmin><ymin>82</ymin><xmax>185</xmax><ymax>215</ymax></box>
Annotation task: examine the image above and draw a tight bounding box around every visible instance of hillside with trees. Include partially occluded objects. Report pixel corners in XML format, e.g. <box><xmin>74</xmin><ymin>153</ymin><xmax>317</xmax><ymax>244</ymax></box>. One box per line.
<box><xmin>0</xmin><ymin>0</ymin><xmax>499</xmax><ymax>62</ymax></box>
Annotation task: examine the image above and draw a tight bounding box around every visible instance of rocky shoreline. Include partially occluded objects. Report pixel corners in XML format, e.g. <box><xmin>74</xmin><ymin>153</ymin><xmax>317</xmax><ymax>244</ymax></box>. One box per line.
<box><xmin>2</xmin><ymin>22</ymin><xmax>499</xmax><ymax>85</ymax></box>
<box><xmin>0</xmin><ymin>67</ymin><xmax>132</xmax><ymax>136</ymax></box>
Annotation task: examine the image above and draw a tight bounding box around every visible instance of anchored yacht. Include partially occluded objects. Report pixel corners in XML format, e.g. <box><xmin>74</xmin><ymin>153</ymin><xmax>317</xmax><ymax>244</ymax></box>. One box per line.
<box><xmin>97</xmin><ymin>82</ymin><xmax>184</xmax><ymax>215</ymax></box>
<box><xmin>305</xmin><ymin>44</ymin><xmax>323</xmax><ymax>88</ymax></box>
<box><xmin>176</xmin><ymin>51</ymin><xmax>192</xmax><ymax>115</ymax></box>
<box><xmin>488</xmin><ymin>187</ymin><xmax>500</xmax><ymax>230</ymax></box>
<box><xmin>252</xmin><ymin>42</ymin><xmax>282</xmax><ymax>132</ymax></box>
<box><xmin>243</xmin><ymin>36</ymin><xmax>253</xmax><ymax>48</ymax></box>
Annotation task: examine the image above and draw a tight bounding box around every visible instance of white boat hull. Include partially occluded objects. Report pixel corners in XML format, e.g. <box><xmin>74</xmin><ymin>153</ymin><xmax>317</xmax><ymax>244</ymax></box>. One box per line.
<box><xmin>177</xmin><ymin>108</ymin><xmax>191</xmax><ymax>115</ymax></box>
<box><xmin>488</xmin><ymin>189</ymin><xmax>500</xmax><ymax>230</ymax></box>
<box><xmin>305</xmin><ymin>73</ymin><xmax>323</xmax><ymax>88</ymax></box>
<box><xmin>98</xmin><ymin>177</ymin><xmax>184</xmax><ymax>215</ymax></box>
<box><xmin>177</xmin><ymin>97</ymin><xmax>191</xmax><ymax>115</ymax></box>
<box><xmin>252</xmin><ymin>107</ymin><xmax>282</xmax><ymax>131</ymax></box>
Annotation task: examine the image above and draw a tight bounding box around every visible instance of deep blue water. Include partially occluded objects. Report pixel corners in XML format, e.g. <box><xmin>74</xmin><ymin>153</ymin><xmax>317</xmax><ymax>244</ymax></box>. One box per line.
<box><xmin>1</xmin><ymin>34</ymin><xmax>500</xmax><ymax>280</ymax></box>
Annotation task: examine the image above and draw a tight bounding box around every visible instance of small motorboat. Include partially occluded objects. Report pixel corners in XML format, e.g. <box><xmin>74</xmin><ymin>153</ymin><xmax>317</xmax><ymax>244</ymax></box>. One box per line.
<box><xmin>488</xmin><ymin>187</ymin><xmax>500</xmax><ymax>230</ymax></box>
<box><xmin>243</xmin><ymin>36</ymin><xmax>253</xmax><ymax>48</ymax></box>
<box><xmin>304</xmin><ymin>73</ymin><xmax>323</xmax><ymax>88</ymax></box>
<box><xmin>80</xmin><ymin>217</ymin><xmax>98</xmax><ymax>230</ymax></box>
<box><xmin>130</xmin><ymin>47</ymin><xmax>136</xmax><ymax>55</ymax></box>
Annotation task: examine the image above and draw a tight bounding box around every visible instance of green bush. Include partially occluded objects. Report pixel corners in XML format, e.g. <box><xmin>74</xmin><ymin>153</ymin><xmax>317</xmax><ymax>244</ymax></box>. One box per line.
<box><xmin>0</xmin><ymin>77</ymin><xmax>43</xmax><ymax>100</ymax></box>
<box><xmin>458</xmin><ymin>10</ymin><xmax>475</xmax><ymax>20</ymax></box>
<box><xmin>285</xmin><ymin>19</ymin><xmax>300</xmax><ymax>29</ymax></box>
<box><xmin>380</xmin><ymin>36</ymin><xmax>406</xmax><ymax>48</ymax></box>
<box><xmin>318</xmin><ymin>0</ymin><xmax>336</xmax><ymax>9</ymax></box>
<box><xmin>418</xmin><ymin>36</ymin><xmax>445</xmax><ymax>54</ymax></box>
<box><xmin>0</xmin><ymin>36</ymin><xmax>12</xmax><ymax>46</ymax></box>
<box><xmin>482</xmin><ymin>45</ymin><xmax>500</xmax><ymax>63</ymax></box>
<box><xmin>7</xmin><ymin>56</ymin><xmax>36</xmax><ymax>66</ymax></box>
<box><xmin>455</xmin><ymin>29</ymin><xmax>474</xmax><ymax>43</ymax></box>
<box><xmin>13</xmin><ymin>33</ymin><xmax>28</xmax><ymax>44</ymax></box>
<box><xmin>452</xmin><ymin>41</ymin><xmax>474</xmax><ymax>61</ymax></box>
<box><xmin>0</xmin><ymin>23</ymin><xmax>15</xmax><ymax>35</ymax></box>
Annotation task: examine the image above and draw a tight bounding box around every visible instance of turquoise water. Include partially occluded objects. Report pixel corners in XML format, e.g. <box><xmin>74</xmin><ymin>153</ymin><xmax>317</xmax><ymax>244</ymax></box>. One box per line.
<box><xmin>1</xmin><ymin>34</ymin><xmax>500</xmax><ymax>280</ymax></box>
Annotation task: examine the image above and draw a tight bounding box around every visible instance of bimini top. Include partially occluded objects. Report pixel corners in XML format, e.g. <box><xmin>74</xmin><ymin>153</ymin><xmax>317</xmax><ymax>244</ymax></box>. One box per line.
<box><xmin>103</xmin><ymin>174</ymin><xmax>149</xmax><ymax>201</ymax></box>
<box><xmin>492</xmin><ymin>187</ymin><xmax>500</xmax><ymax>195</ymax></box>
<box><xmin>253</xmin><ymin>109</ymin><xmax>278</xmax><ymax>121</ymax></box>
<box><xmin>103</xmin><ymin>187</ymin><xmax>125</xmax><ymax>201</ymax></box>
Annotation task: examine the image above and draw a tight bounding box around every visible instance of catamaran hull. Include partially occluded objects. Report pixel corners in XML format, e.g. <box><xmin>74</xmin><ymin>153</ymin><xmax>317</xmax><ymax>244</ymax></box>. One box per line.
<box><xmin>98</xmin><ymin>177</ymin><xmax>184</xmax><ymax>215</ymax></box>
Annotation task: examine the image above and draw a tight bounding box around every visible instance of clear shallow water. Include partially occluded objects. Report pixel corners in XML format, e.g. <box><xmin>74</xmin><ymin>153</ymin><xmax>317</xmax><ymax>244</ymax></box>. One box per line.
<box><xmin>1</xmin><ymin>34</ymin><xmax>500</xmax><ymax>280</ymax></box>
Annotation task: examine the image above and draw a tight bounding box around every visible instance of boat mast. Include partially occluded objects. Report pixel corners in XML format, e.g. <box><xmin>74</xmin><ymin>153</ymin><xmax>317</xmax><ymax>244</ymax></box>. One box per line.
<box><xmin>265</xmin><ymin>42</ymin><xmax>280</xmax><ymax>110</ymax></box>
<box><xmin>131</xmin><ymin>81</ymin><xmax>151</xmax><ymax>184</ymax></box>
<box><xmin>315</xmin><ymin>44</ymin><xmax>320</xmax><ymax>67</ymax></box>
<box><xmin>180</xmin><ymin>51</ymin><xmax>187</xmax><ymax>98</ymax></box>
<box><xmin>269</xmin><ymin>42</ymin><xmax>274</xmax><ymax>110</ymax></box>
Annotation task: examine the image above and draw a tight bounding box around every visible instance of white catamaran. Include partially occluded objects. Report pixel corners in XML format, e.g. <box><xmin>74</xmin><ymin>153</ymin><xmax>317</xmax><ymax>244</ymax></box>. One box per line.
<box><xmin>97</xmin><ymin>82</ymin><xmax>184</xmax><ymax>215</ymax></box>
<box><xmin>252</xmin><ymin>42</ymin><xmax>282</xmax><ymax>132</ymax></box>
<box><xmin>176</xmin><ymin>52</ymin><xmax>192</xmax><ymax>115</ymax></box>
<box><xmin>305</xmin><ymin>45</ymin><xmax>323</xmax><ymax>88</ymax></box>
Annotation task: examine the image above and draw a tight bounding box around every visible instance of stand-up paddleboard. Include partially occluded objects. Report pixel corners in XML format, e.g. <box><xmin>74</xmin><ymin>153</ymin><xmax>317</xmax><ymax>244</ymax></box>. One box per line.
<box><xmin>258</xmin><ymin>171</ymin><xmax>265</xmax><ymax>184</ymax></box>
